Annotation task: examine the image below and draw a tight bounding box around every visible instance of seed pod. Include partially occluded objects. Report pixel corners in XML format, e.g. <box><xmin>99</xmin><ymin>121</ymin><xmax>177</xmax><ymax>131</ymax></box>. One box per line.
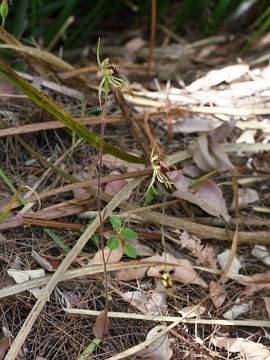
<box><xmin>0</xmin><ymin>0</ymin><xmax>8</xmax><ymax>32</ymax></box>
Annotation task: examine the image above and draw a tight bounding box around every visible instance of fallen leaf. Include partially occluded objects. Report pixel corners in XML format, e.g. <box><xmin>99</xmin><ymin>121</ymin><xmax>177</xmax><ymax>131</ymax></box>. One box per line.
<box><xmin>223</xmin><ymin>302</ymin><xmax>250</xmax><ymax>320</ymax></box>
<box><xmin>179</xmin><ymin>231</ymin><xmax>217</xmax><ymax>268</ymax></box>
<box><xmin>0</xmin><ymin>337</ymin><xmax>13</xmax><ymax>360</ymax></box>
<box><xmin>236</xmin><ymin>129</ymin><xmax>256</xmax><ymax>144</ymax></box>
<box><xmin>263</xmin><ymin>297</ymin><xmax>270</xmax><ymax>317</ymax></box>
<box><xmin>125</xmin><ymin>37</ymin><xmax>146</xmax><ymax>56</ymax></box>
<box><xmin>178</xmin><ymin>305</ymin><xmax>206</xmax><ymax>318</ymax></box>
<box><xmin>209</xmin><ymin>281</ymin><xmax>227</xmax><ymax>309</ymax></box>
<box><xmin>0</xmin><ymin>332</ymin><xmax>24</xmax><ymax>360</ymax></box>
<box><xmin>91</xmin><ymin>243</ymin><xmax>123</xmax><ymax>265</ymax></box>
<box><xmin>251</xmin><ymin>245</ymin><xmax>270</xmax><ymax>267</ymax></box>
<box><xmin>54</xmin><ymin>287</ymin><xmax>79</xmax><ymax>308</ymax></box>
<box><xmin>32</xmin><ymin>250</ymin><xmax>60</xmax><ymax>271</ymax></box>
<box><xmin>189</xmin><ymin>133</ymin><xmax>234</xmax><ymax>173</ymax></box>
<box><xmin>93</xmin><ymin>309</ymin><xmax>110</xmax><ymax>339</ymax></box>
<box><xmin>217</xmin><ymin>249</ymin><xmax>241</xmax><ymax>278</ymax></box>
<box><xmin>125</xmin><ymin>282</ymin><xmax>168</xmax><ymax>316</ymax></box>
<box><xmin>147</xmin><ymin>253</ymin><xmax>208</xmax><ymax>288</ymax></box>
<box><xmin>186</xmin><ymin>64</ymin><xmax>249</xmax><ymax>92</ymax></box>
<box><xmin>105</xmin><ymin>179</ymin><xmax>128</xmax><ymax>196</ymax></box>
<box><xmin>171</xmin><ymin>170</ymin><xmax>230</xmax><ymax>222</ymax></box>
<box><xmin>102</xmin><ymin>154</ymin><xmax>144</xmax><ymax>173</ymax></box>
<box><xmin>125</xmin><ymin>291</ymin><xmax>149</xmax><ymax>310</ymax></box>
<box><xmin>35</xmin><ymin>357</ymin><xmax>48</xmax><ymax>360</ymax></box>
<box><xmin>241</xmin><ymin>272</ymin><xmax>270</xmax><ymax>297</ymax></box>
<box><xmin>230</xmin><ymin>187</ymin><xmax>259</xmax><ymax>211</ymax></box>
<box><xmin>136</xmin><ymin>325</ymin><xmax>173</xmax><ymax>360</ymax></box>
<box><xmin>210</xmin><ymin>335</ymin><xmax>270</xmax><ymax>360</ymax></box>
<box><xmin>117</xmin><ymin>266</ymin><xmax>148</xmax><ymax>281</ymax></box>
<box><xmin>212</xmin><ymin>120</ymin><xmax>235</xmax><ymax>143</ymax></box>
<box><xmin>182</xmin><ymin>165</ymin><xmax>202</xmax><ymax>178</ymax></box>
<box><xmin>7</xmin><ymin>268</ymin><xmax>46</xmax><ymax>299</ymax></box>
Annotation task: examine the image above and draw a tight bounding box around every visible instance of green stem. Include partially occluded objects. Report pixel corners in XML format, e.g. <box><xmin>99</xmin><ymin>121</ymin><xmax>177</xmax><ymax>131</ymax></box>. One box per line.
<box><xmin>97</xmin><ymin>77</ymin><xmax>109</xmax><ymax>337</ymax></box>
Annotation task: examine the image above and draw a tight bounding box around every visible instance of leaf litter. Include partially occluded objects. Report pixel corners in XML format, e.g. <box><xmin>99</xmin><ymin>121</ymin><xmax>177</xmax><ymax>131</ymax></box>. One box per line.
<box><xmin>2</xmin><ymin>13</ymin><xmax>270</xmax><ymax>360</ymax></box>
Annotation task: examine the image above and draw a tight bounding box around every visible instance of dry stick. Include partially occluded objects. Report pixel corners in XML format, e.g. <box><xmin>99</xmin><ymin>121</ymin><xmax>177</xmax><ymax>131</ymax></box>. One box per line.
<box><xmin>0</xmin><ymin>259</ymin><xmax>253</xmax><ymax>300</ymax></box>
<box><xmin>4</xmin><ymin>177</ymin><xmax>144</xmax><ymax>360</ymax></box>
<box><xmin>147</xmin><ymin>0</ymin><xmax>156</xmax><ymax>76</ymax></box>
<box><xmin>64</xmin><ymin>309</ymin><xmax>270</xmax><ymax>328</ymax></box>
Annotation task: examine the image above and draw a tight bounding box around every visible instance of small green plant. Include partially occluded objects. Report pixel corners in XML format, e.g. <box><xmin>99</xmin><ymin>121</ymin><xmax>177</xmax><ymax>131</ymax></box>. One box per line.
<box><xmin>0</xmin><ymin>0</ymin><xmax>8</xmax><ymax>32</ymax></box>
<box><xmin>107</xmin><ymin>215</ymin><xmax>137</xmax><ymax>259</ymax></box>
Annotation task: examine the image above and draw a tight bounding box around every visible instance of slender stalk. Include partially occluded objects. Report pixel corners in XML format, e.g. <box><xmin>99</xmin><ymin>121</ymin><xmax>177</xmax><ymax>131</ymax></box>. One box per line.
<box><xmin>97</xmin><ymin>77</ymin><xmax>109</xmax><ymax>336</ymax></box>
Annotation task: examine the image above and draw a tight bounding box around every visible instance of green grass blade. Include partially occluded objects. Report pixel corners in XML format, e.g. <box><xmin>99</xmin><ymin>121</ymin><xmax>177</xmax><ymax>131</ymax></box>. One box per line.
<box><xmin>77</xmin><ymin>338</ymin><xmax>101</xmax><ymax>360</ymax></box>
<box><xmin>0</xmin><ymin>60</ymin><xmax>147</xmax><ymax>164</ymax></box>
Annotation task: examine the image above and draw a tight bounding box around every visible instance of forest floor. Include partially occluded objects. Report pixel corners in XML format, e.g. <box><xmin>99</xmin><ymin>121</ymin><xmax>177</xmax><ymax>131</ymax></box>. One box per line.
<box><xmin>1</xmin><ymin>25</ymin><xmax>270</xmax><ymax>360</ymax></box>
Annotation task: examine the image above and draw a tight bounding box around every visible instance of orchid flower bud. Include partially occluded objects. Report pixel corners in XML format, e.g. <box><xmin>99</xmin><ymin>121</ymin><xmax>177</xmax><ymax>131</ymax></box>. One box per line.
<box><xmin>0</xmin><ymin>0</ymin><xmax>8</xmax><ymax>32</ymax></box>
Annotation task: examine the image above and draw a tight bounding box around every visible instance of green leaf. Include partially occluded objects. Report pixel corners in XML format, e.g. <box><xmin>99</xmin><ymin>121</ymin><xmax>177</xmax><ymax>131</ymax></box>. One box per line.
<box><xmin>0</xmin><ymin>60</ymin><xmax>147</xmax><ymax>164</ymax></box>
<box><xmin>121</xmin><ymin>227</ymin><xmax>138</xmax><ymax>240</ymax></box>
<box><xmin>110</xmin><ymin>215</ymin><xmax>121</xmax><ymax>231</ymax></box>
<box><xmin>107</xmin><ymin>237</ymin><xmax>119</xmax><ymax>251</ymax></box>
<box><xmin>145</xmin><ymin>192</ymin><xmax>153</xmax><ymax>203</ymax></box>
<box><xmin>123</xmin><ymin>243</ymin><xmax>137</xmax><ymax>259</ymax></box>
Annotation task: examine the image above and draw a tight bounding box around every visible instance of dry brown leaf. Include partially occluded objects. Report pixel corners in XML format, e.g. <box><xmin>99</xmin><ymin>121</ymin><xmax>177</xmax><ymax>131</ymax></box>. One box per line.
<box><xmin>217</xmin><ymin>249</ymin><xmax>241</xmax><ymax>277</ymax></box>
<box><xmin>223</xmin><ymin>302</ymin><xmax>250</xmax><ymax>320</ymax></box>
<box><xmin>102</xmin><ymin>154</ymin><xmax>144</xmax><ymax>173</ymax></box>
<box><xmin>105</xmin><ymin>179</ymin><xmax>128</xmax><ymax>196</ymax></box>
<box><xmin>125</xmin><ymin>283</ymin><xmax>167</xmax><ymax>316</ymax></box>
<box><xmin>117</xmin><ymin>266</ymin><xmax>148</xmax><ymax>281</ymax></box>
<box><xmin>186</xmin><ymin>64</ymin><xmax>249</xmax><ymax>92</ymax></box>
<box><xmin>241</xmin><ymin>272</ymin><xmax>270</xmax><ymax>297</ymax></box>
<box><xmin>93</xmin><ymin>309</ymin><xmax>110</xmax><ymax>339</ymax></box>
<box><xmin>230</xmin><ymin>187</ymin><xmax>259</xmax><ymax>211</ymax></box>
<box><xmin>7</xmin><ymin>268</ymin><xmax>46</xmax><ymax>299</ymax></box>
<box><xmin>136</xmin><ymin>325</ymin><xmax>173</xmax><ymax>360</ymax></box>
<box><xmin>91</xmin><ymin>243</ymin><xmax>123</xmax><ymax>265</ymax></box>
<box><xmin>209</xmin><ymin>281</ymin><xmax>227</xmax><ymax>309</ymax></box>
<box><xmin>171</xmin><ymin>170</ymin><xmax>230</xmax><ymax>222</ymax></box>
<box><xmin>263</xmin><ymin>297</ymin><xmax>270</xmax><ymax>317</ymax></box>
<box><xmin>0</xmin><ymin>336</ymin><xmax>24</xmax><ymax>360</ymax></box>
<box><xmin>0</xmin><ymin>337</ymin><xmax>13</xmax><ymax>360</ymax></box>
<box><xmin>252</xmin><ymin>245</ymin><xmax>270</xmax><ymax>267</ymax></box>
<box><xmin>190</xmin><ymin>133</ymin><xmax>234</xmax><ymax>173</ymax></box>
<box><xmin>146</xmin><ymin>253</ymin><xmax>208</xmax><ymax>288</ymax></box>
<box><xmin>178</xmin><ymin>305</ymin><xmax>206</xmax><ymax>318</ymax></box>
<box><xmin>179</xmin><ymin>231</ymin><xmax>217</xmax><ymax>268</ymax></box>
<box><xmin>210</xmin><ymin>335</ymin><xmax>270</xmax><ymax>359</ymax></box>
<box><xmin>32</xmin><ymin>250</ymin><xmax>60</xmax><ymax>271</ymax></box>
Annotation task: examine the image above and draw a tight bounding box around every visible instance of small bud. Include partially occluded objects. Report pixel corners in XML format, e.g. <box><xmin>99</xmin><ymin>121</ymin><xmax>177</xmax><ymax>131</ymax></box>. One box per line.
<box><xmin>0</xmin><ymin>0</ymin><xmax>8</xmax><ymax>32</ymax></box>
